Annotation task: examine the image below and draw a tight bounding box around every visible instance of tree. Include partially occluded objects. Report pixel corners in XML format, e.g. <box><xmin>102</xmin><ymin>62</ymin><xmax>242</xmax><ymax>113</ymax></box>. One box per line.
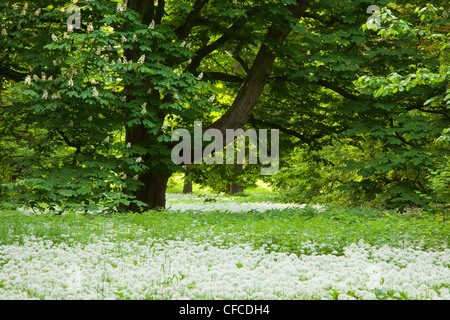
<box><xmin>1</xmin><ymin>0</ymin><xmax>311</xmax><ymax>211</ymax></box>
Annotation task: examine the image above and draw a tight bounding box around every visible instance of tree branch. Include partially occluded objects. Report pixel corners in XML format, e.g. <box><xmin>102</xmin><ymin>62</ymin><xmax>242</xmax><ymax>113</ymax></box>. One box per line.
<box><xmin>56</xmin><ymin>129</ymin><xmax>82</xmax><ymax>153</ymax></box>
<box><xmin>406</xmin><ymin>105</ymin><xmax>449</xmax><ymax>119</ymax></box>
<box><xmin>186</xmin><ymin>33</ymin><xmax>232</xmax><ymax>73</ymax></box>
<box><xmin>176</xmin><ymin>0</ymin><xmax>210</xmax><ymax>40</ymax></box>
<box><xmin>0</xmin><ymin>65</ymin><xmax>27</xmax><ymax>82</ymax></box>
<box><xmin>206</xmin><ymin>0</ymin><xmax>312</xmax><ymax>135</ymax></box>
<box><xmin>155</xmin><ymin>0</ymin><xmax>165</xmax><ymax>24</ymax></box>
<box><xmin>248</xmin><ymin>115</ymin><xmax>320</xmax><ymax>142</ymax></box>
<box><xmin>204</xmin><ymin>72</ymin><xmax>243</xmax><ymax>83</ymax></box>
<box><xmin>273</xmin><ymin>75</ymin><xmax>359</xmax><ymax>100</ymax></box>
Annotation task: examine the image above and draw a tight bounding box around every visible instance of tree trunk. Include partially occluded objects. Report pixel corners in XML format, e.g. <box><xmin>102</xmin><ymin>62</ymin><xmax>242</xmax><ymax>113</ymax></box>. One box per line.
<box><xmin>182</xmin><ymin>165</ymin><xmax>193</xmax><ymax>194</ymax></box>
<box><xmin>228</xmin><ymin>163</ymin><xmax>244</xmax><ymax>194</ymax></box>
<box><xmin>128</xmin><ymin>173</ymin><xmax>169</xmax><ymax>212</ymax></box>
<box><xmin>228</xmin><ymin>183</ymin><xmax>244</xmax><ymax>194</ymax></box>
<box><xmin>125</xmin><ymin>124</ymin><xmax>169</xmax><ymax>211</ymax></box>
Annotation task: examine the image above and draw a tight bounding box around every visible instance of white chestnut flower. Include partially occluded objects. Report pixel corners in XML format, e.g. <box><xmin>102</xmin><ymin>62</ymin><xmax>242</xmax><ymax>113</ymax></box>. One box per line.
<box><xmin>137</xmin><ymin>54</ymin><xmax>146</xmax><ymax>64</ymax></box>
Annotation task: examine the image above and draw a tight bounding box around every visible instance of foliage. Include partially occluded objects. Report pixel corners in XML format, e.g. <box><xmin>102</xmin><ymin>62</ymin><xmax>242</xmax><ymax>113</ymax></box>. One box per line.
<box><xmin>0</xmin><ymin>0</ymin><xmax>210</xmax><ymax>211</ymax></box>
<box><xmin>351</xmin><ymin>3</ymin><xmax>449</xmax><ymax>211</ymax></box>
<box><xmin>0</xmin><ymin>0</ymin><xmax>448</xmax><ymax>212</ymax></box>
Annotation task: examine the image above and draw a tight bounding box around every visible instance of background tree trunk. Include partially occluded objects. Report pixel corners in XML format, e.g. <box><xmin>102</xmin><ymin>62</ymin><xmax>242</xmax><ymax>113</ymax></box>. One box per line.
<box><xmin>228</xmin><ymin>163</ymin><xmax>244</xmax><ymax>194</ymax></box>
<box><xmin>182</xmin><ymin>165</ymin><xmax>193</xmax><ymax>194</ymax></box>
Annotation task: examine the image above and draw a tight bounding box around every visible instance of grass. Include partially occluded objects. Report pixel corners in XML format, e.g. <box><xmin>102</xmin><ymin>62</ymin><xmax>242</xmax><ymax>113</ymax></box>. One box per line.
<box><xmin>1</xmin><ymin>196</ymin><xmax>448</xmax><ymax>256</ymax></box>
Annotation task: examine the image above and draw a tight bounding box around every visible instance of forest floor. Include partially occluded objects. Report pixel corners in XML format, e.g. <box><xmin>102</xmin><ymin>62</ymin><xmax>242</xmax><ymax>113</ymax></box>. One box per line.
<box><xmin>0</xmin><ymin>193</ymin><xmax>449</xmax><ymax>300</ymax></box>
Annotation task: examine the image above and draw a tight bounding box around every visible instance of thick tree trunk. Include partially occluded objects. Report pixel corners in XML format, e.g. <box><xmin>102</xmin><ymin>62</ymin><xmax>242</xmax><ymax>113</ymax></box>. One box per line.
<box><xmin>128</xmin><ymin>173</ymin><xmax>169</xmax><ymax>212</ymax></box>
<box><xmin>125</xmin><ymin>125</ymin><xmax>169</xmax><ymax>211</ymax></box>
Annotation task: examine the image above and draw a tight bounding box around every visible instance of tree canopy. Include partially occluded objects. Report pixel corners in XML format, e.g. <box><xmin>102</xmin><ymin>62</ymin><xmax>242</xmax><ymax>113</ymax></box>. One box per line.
<box><xmin>0</xmin><ymin>0</ymin><xmax>448</xmax><ymax>213</ymax></box>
